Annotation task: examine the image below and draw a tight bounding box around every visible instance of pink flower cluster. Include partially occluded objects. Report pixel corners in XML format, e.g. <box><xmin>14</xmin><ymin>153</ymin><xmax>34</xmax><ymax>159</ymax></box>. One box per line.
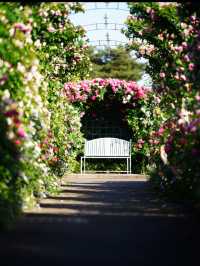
<box><xmin>39</xmin><ymin>130</ymin><xmax>60</xmax><ymax>164</ymax></box>
<box><xmin>63</xmin><ymin>78</ymin><xmax>150</xmax><ymax>104</ymax></box>
<box><xmin>135</xmin><ymin>138</ymin><xmax>145</xmax><ymax>149</ymax></box>
<box><xmin>164</xmin><ymin>118</ymin><xmax>200</xmax><ymax>154</ymax></box>
<box><xmin>14</xmin><ymin>22</ymin><xmax>32</xmax><ymax>34</ymax></box>
<box><xmin>3</xmin><ymin>103</ymin><xmax>26</xmax><ymax>145</ymax></box>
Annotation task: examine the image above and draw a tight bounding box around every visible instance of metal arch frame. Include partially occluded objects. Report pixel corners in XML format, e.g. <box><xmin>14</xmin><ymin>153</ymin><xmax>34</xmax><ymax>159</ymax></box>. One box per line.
<box><xmin>83</xmin><ymin>23</ymin><xmax>125</xmax><ymax>32</ymax></box>
<box><xmin>70</xmin><ymin>2</ymin><xmax>129</xmax><ymax>49</ymax></box>
<box><xmin>89</xmin><ymin>40</ymin><xmax>127</xmax><ymax>47</ymax></box>
<box><xmin>70</xmin><ymin>3</ymin><xmax>129</xmax><ymax>14</ymax></box>
<box><xmin>90</xmin><ymin>40</ymin><xmax>127</xmax><ymax>43</ymax></box>
<box><xmin>70</xmin><ymin>8</ymin><xmax>129</xmax><ymax>16</ymax></box>
<box><xmin>91</xmin><ymin>44</ymin><xmax>126</xmax><ymax>48</ymax></box>
<box><xmin>70</xmin><ymin>2</ymin><xmax>129</xmax><ymax>15</ymax></box>
<box><xmin>83</xmin><ymin>8</ymin><xmax>129</xmax><ymax>12</ymax></box>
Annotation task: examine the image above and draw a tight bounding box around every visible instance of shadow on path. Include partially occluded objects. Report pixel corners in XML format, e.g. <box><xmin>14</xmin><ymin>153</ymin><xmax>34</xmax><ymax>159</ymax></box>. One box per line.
<box><xmin>0</xmin><ymin>176</ymin><xmax>199</xmax><ymax>266</ymax></box>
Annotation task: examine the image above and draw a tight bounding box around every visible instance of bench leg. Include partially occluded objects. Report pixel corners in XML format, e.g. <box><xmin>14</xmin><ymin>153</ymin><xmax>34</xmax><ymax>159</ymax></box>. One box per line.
<box><xmin>130</xmin><ymin>157</ymin><xmax>131</xmax><ymax>174</ymax></box>
<box><xmin>81</xmin><ymin>157</ymin><xmax>83</xmax><ymax>175</ymax></box>
<box><xmin>127</xmin><ymin>158</ymin><xmax>128</xmax><ymax>174</ymax></box>
<box><xmin>84</xmin><ymin>157</ymin><xmax>86</xmax><ymax>174</ymax></box>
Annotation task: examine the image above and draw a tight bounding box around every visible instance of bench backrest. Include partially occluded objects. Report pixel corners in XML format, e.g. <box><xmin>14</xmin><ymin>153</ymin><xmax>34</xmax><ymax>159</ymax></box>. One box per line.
<box><xmin>84</xmin><ymin>138</ymin><xmax>131</xmax><ymax>157</ymax></box>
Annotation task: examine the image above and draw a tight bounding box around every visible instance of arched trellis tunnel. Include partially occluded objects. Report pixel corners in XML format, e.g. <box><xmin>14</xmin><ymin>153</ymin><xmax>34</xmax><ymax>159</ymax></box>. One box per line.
<box><xmin>63</xmin><ymin>78</ymin><xmax>151</xmax><ymax>173</ymax></box>
<box><xmin>81</xmin><ymin>96</ymin><xmax>132</xmax><ymax>140</ymax></box>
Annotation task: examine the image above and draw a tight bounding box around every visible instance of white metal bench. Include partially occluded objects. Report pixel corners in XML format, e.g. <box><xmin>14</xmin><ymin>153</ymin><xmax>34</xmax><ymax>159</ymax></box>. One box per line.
<box><xmin>81</xmin><ymin>137</ymin><xmax>131</xmax><ymax>174</ymax></box>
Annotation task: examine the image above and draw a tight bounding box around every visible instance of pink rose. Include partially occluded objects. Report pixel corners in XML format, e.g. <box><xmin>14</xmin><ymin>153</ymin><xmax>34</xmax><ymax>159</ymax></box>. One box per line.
<box><xmin>188</xmin><ymin>63</ymin><xmax>195</xmax><ymax>71</ymax></box>
<box><xmin>80</xmin><ymin>112</ymin><xmax>85</xmax><ymax>118</ymax></box>
<box><xmin>150</xmin><ymin>9</ymin><xmax>155</xmax><ymax>20</ymax></box>
<box><xmin>190</xmin><ymin>15</ymin><xmax>196</xmax><ymax>22</ymax></box>
<box><xmin>136</xmin><ymin>88</ymin><xmax>145</xmax><ymax>99</ymax></box>
<box><xmin>190</xmin><ymin>126</ymin><xmax>197</xmax><ymax>133</ymax></box>
<box><xmin>182</xmin><ymin>42</ymin><xmax>188</xmax><ymax>49</ymax></box>
<box><xmin>195</xmin><ymin>109</ymin><xmax>200</xmax><ymax>115</ymax></box>
<box><xmin>159</xmin><ymin>72</ymin><xmax>165</xmax><ymax>78</ymax></box>
<box><xmin>47</xmin><ymin>26</ymin><xmax>56</xmax><ymax>33</ymax></box>
<box><xmin>99</xmin><ymin>79</ymin><xmax>106</xmax><ymax>86</ymax></box>
<box><xmin>14</xmin><ymin>22</ymin><xmax>32</xmax><ymax>34</ymax></box>
<box><xmin>149</xmin><ymin>139</ymin><xmax>154</xmax><ymax>144</ymax></box>
<box><xmin>135</xmin><ymin>143</ymin><xmax>142</xmax><ymax>149</ymax></box>
<box><xmin>153</xmin><ymin>140</ymin><xmax>160</xmax><ymax>145</ymax></box>
<box><xmin>14</xmin><ymin>139</ymin><xmax>21</xmax><ymax>145</ymax></box>
<box><xmin>196</xmin><ymin>44</ymin><xmax>200</xmax><ymax>51</ymax></box>
<box><xmin>174</xmin><ymin>73</ymin><xmax>180</xmax><ymax>80</ymax></box>
<box><xmin>95</xmin><ymin>90</ymin><xmax>100</xmax><ymax>96</ymax></box>
<box><xmin>70</xmin><ymin>95</ymin><xmax>75</xmax><ymax>102</ymax></box>
<box><xmin>175</xmin><ymin>46</ymin><xmax>183</xmax><ymax>52</ymax></box>
<box><xmin>79</xmin><ymin>95</ymin><xmax>85</xmax><ymax>101</ymax></box>
<box><xmin>91</xmin><ymin>95</ymin><xmax>96</xmax><ymax>101</ymax></box>
<box><xmin>183</xmin><ymin>54</ymin><xmax>190</xmax><ymax>62</ymax></box>
<box><xmin>138</xmin><ymin>139</ymin><xmax>145</xmax><ymax>144</ymax></box>
<box><xmin>112</xmin><ymin>86</ymin><xmax>118</xmax><ymax>93</ymax></box>
<box><xmin>195</xmin><ymin>95</ymin><xmax>200</xmax><ymax>102</ymax></box>
<box><xmin>0</xmin><ymin>75</ymin><xmax>8</xmax><ymax>86</ymax></box>
<box><xmin>180</xmin><ymin>74</ymin><xmax>187</xmax><ymax>81</ymax></box>
<box><xmin>17</xmin><ymin>127</ymin><xmax>26</xmax><ymax>138</ymax></box>
<box><xmin>157</xmin><ymin>127</ymin><xmax>164</xmax><ymax>136</ymax></box>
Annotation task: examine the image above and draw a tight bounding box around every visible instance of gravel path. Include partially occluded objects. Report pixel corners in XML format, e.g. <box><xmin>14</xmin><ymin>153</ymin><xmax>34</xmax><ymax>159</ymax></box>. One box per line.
<box><xmin>0</xmin><ymin>174</ymin><xmax>199</xmax><ymax>266</ymax></box>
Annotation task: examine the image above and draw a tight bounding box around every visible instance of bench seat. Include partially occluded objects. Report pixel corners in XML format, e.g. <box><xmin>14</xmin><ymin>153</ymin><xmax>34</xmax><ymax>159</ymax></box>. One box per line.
<box><xmin>81</xmin><ymin>137</ymin><xmax>131</xmax><ymax>174</ymax></box>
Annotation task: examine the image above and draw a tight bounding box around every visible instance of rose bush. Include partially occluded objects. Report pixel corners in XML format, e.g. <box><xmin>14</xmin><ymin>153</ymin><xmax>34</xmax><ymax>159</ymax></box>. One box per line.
<box><xmin>0</xmin><ymin>2</ymin><xmax>90</xmax><ymax>228</ymax></box>
<box><xmin>124</xmin><ymin>2</ymin><xmax>200</xmax><ymax>199</ymax></box>
<box><xmin>31</xmin><ymin>2</ymin><xmax>91</xmax><ymax>175</ymax></box>
<box><xmin>63</xmin><ymin>78</ymin><xmax>161</xmax><ymax>173</ymax></box>
<box><xmin>0</xmin><ymin>3</ymin><xmax>55</xmax><ymax>228</ymax></box>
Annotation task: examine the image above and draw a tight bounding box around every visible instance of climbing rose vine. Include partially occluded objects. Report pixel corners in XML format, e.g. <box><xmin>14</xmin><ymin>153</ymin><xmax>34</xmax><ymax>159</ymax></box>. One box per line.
<box><xmin>63</xmin><ymin>78</ymin><xmax>151</xmax><ymax>106</ymax></box>
<box><xmin>124</xmin><ymin>2</ymin><xmax>200</xmax><ymax>200</ymax></box>
<box><xmin>63</xmin><ymin>78</ymin><xmax>162</xmax><ymax>174</ymax></box>
<box><xmin>0</xmin><ymin>2</ymin><xmax>90</xmax><ymax>229</ymax></box>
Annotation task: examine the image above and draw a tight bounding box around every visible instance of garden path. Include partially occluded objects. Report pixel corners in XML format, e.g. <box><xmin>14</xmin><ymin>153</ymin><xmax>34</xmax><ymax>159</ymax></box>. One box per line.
<box><xmin>0</xmin><ymin>174</ymin><xmax>199</xmax><ymax>266</ymax></box>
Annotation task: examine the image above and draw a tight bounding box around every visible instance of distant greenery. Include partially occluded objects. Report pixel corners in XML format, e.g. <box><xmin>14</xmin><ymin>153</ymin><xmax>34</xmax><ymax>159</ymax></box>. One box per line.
<box><xmin>88</xmin><ymin>45</ymin><xmax>145</xmax><ymax>81</ymax></box>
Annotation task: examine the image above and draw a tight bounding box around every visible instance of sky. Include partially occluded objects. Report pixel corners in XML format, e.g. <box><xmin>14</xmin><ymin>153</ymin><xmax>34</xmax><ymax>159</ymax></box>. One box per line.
<box><xmin>69</xmin><ymin>2</ymin><xmax>152</xmax><ymax>86</ymax></box>
<box><xmin>69</xmin><ymin>2</ymin><xmax>129</xmax><ymax>47</ymax></box>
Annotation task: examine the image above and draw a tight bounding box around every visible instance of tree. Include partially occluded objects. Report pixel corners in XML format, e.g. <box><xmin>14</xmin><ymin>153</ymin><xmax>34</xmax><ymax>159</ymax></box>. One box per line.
<box><xmin>88</xmin><ymin>45</ymin><xmax>145</xmax><ymax>81</ymax></box>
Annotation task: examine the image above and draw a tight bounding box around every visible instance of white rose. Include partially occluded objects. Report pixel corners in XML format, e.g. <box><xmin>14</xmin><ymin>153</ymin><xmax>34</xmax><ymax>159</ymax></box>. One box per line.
<box><xmin>6</xmin><ymin>118</ymin><xmax>12</xmax><ymax>125</ymax></box>
<box><xmin>9</xmin><ymin>28</ymin><xmax>15</xmax><ymax>37</ymax></box>
<box><xmin>34</xmin><ymin>39</ymin><xmax>41</xmax><ymax>48</ymax></box>
<box><xmin>17</xmin><ymin>63</ymin><xmax>26</xmax><ymax>73</ymax></box>
<box><xmin>13</xmin><ymin>40</ymin><xmax>24</xmax><ymax>49</ymax></box>
<box><xmin>7</xmin><ymin>131</ymin><xmax>15</xmax><ymax>139</ymax></box>
<box><xmin>2</xmin><ymin>89</ymin><xmax>10</xmax><ymax>100</ymax></box>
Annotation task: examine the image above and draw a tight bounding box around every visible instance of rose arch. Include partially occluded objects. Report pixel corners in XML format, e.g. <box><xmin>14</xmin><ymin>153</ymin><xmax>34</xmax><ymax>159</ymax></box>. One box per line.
<box><xmin>63</xmin><ymin>78</ymin><xmax>152</xmax><ymax>172</ymax></box>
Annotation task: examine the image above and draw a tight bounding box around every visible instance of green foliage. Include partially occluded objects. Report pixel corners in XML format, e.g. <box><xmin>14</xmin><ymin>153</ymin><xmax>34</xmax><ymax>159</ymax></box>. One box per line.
<box><xmin>31</xmin><ymin>2</ymin><xmax>90</xmax><ymax>176</ymax></box>
<box><xmin>124</xmin><ymin>2</ymin><xmax>200</xmax><ymax>200</ymax></box>
<box><xmin>88</xmin><ymin>45</ymin><xmax>145</xmax><ymax>81</ymax></box>
<box><xmin>0</xmin><ymin>2</ymin><xmax>90</xmax><ymax>229</ymax></box>
<box><xmin>64</xmin><ymin>78</ymin><xmax>160</xmax><ymax>174</ymax></box>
